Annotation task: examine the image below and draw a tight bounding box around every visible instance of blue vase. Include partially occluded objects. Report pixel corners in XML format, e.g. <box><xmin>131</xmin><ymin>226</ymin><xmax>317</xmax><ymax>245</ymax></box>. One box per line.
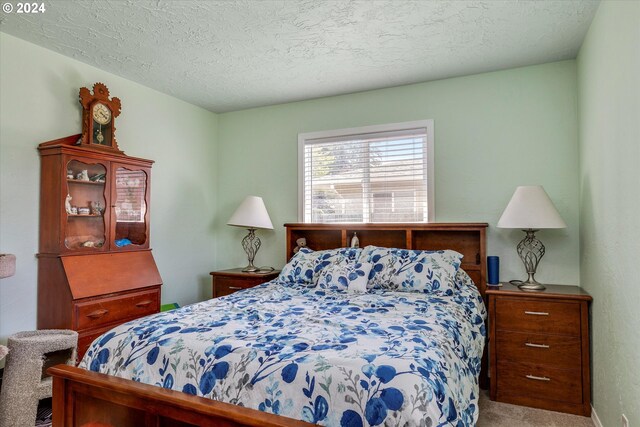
<box><xmin>488</xmin><ymin>256</ymin><xmax>500</xmax><ymax>284</ymax></box>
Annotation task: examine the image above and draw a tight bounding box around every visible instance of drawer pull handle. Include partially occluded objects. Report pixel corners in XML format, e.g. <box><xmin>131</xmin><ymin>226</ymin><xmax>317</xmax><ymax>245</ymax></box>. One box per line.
<box><xmin>228</xmin><ymin>286</ymin><xmax>243</xmax><ymax>290</ymax></box>
<box><xmin>136</xmin><ymin>300</ymin><xmax>152</xmax><ymax>308</ymax></box>
<box><xmin>86</xmin><ymin>309</ymin><xmax>109</xmax><ymax>319</ymax></box>
<box><xmin>525</xmin><ymin>342</ymin><xmax>550</xmax><ymax>349</ymax></box>
<box><xmin>524</xmin><ymin>311</ymin><xmax>549</xmax><ymax>316</ymax></box>
<box><xmin>526</xmin><ymin>374</ymin><xmax>551</xmax><ymax>382</ymax></box>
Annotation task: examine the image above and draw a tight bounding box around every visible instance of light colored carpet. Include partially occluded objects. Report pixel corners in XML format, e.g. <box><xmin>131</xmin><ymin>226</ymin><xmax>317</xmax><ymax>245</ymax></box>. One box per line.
<box><xmin>477</xmin><ymin>391</ymin><xmax>594</xmax><ymax>427</ymax></box>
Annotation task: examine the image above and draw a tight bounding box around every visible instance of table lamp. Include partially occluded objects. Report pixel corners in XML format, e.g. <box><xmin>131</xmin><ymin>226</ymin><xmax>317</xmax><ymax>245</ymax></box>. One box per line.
<box><xmin>227</xmin><ymin>196</ymin><xmax>273</xmax><ymax>272</ymax></box>
<box><xmin>497</xmin><ymin>186</ymin><xmax>566</xmax><ymax>291</ymax></box>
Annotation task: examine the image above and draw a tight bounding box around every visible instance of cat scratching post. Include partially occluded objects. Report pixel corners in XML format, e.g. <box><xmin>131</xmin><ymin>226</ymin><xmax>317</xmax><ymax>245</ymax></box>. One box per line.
<box><xmin>0</xmin><ymin>254</ymin><xmax>16</xmax><ymax>367</ymax></box>
<box><xmin>0</xmin><ymin>330</ymin><xmax>77</xmax><ymax>427</ymax></box>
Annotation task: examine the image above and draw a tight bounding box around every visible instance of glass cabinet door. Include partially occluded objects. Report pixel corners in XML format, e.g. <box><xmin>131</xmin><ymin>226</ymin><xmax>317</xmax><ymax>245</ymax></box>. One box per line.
<box><xmin>112</xmin><ymin>165</ymin><xmax>149</xmax><ymax>249</ymax></box>
<box><xmin>64</xmin><ymin>159</ymin><xmax>108</xmax><ymax>251</ymax></box>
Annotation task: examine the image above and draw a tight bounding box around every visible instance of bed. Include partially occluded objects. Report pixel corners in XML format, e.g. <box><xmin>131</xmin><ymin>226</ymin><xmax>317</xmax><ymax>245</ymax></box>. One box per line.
<box><xmin>49</xmin><ymin>223</ymin><xmax>488</xmax><ymax>427</ymax></box>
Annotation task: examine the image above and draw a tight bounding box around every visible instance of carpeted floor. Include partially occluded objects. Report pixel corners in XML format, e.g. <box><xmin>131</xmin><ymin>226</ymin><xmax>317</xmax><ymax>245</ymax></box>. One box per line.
<box><xmin>477</xmin><ymin>391</ymin><xmax>594</xmax><ymax>427</ymax></box>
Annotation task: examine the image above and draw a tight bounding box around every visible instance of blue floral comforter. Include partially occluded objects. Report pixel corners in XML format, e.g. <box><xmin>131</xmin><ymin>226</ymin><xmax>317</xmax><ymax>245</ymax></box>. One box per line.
<box><xmin>80</xmin><ymin>278</ymin><xmax>486</xmax><ymax>426</ymax></box>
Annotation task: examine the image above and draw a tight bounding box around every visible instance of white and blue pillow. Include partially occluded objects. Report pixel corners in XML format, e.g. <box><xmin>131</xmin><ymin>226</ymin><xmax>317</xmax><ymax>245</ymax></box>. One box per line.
<box><xmin>313</xmin><ymin>247</ymin><xmax>361</xmax><ymax>277</ymax></box>
<box><xmin>278</xmin><ymin>247</ymin><xmax>317</xmax><ymax>284</ymax></box>
<box><xmin>279</xmin><ymin>247</ymin><xmax>362</xmax><ymax>285</ymax></box>
<box><xmin>360</xmin><ymin>245</ymin><xmax>463</xmax><ymax>294</ymax></box>
<box><xmin>315</xmin><ymin>262</ymin><xmax>372</xmax><ymax>292</ymax></box>
<box><xmin>280</xmin><ymin>245</ymin><xmax>464</xmax><ymax>294</ymax></box>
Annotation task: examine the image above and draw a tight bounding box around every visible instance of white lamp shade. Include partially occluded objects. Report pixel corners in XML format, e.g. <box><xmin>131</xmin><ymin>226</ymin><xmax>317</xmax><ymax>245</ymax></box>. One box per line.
<box><xmin>227</xmin><ymin>196</ymin><xmax>274</xmax><ymax>230</ymax></box>
<box><xmin>497</xmin><ymin>186</ymin><xmax>567</xmax><ymax>229</ymax></box>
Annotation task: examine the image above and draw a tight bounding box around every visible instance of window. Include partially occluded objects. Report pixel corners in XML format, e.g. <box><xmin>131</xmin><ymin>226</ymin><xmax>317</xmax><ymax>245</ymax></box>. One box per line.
<box><xmin>298</xmin><ymin>120</ymin><xmax>434</xmax><ymax>223</ymax></box>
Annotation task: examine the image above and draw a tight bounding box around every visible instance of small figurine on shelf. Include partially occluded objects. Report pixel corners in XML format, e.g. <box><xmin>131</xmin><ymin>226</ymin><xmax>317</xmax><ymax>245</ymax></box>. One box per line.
<box><xmin>115</xmin><ymin>238</ymin><xmax>132</xmax><ymax>247</ymax></box>
<box><xmin>90</xmin><ymin>173</ymin><xmax>106</xmax><ymax>182</ymax></box>
<box><xmin>76</xmin><ymin>170</ymin><xmax>89</xmax><ymax>181</ymax></box>
<box><xmin>351</xmin><ymin>232</ymin><xmax>360</xmax><ymax>248</ymax></box>
<box><xmin>293</xmin><ymin>238</ymin><xmax>307</xmax><ymax>253</ymax></box>
<box><xmin>67</xmin><ymin>169</ymin><xmax>74</xmax><ymax>179</ymax></box>
<box><xmin>81</xmin><ymin>240</ymin><xmax>103</xmax><ymax>248</ymax></box>
<box><xmin>78</xmin><ymin>207</ymin><xmax>90</xmax><ymax>215</ymax></box>
<box><xmin>91</xmin><ymin>201</ymin><xmax>104</xmax><ymax>215</ymax></box>
<box><xmin>71</xmin><ymin>206</ymin><xmax>78</xmax><ymax>215</ymax></box>
<box><xmin>65</xmin><ymin>194</ymin><xmax>73</xmax><ymax>214</ymax></box>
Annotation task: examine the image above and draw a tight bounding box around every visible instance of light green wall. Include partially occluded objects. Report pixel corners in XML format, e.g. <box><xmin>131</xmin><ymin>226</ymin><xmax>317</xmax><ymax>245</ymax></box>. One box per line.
<box><xmin>216</xmin><ymin>61</ymin><xmax>580</xmax><ymax>285</ymax></box>
<box><xmin>1</xmin><ymin>31</ymin><xmax>586</xmax><ymax>385</ymax></box>
<box><xmin>0</xmin><ymin>33</ymin><xmax>218</xmax><ymax>347</ymax></box>
<box><xmin>577</xmin><ymin>1</ymin><xmax>640</xmax><ymax>425</ymax></box>
<box><xmin>4</xmin><ymin>12</ymin><xmax>637</xmax><ymax>417</ymax></box>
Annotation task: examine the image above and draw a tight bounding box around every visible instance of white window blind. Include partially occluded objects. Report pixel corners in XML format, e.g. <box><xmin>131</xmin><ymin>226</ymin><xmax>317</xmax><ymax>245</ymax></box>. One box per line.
<box><xmin>299</xmin><ymin>121</ymin><xmax>434</xmax><ymax>223</ymax></box>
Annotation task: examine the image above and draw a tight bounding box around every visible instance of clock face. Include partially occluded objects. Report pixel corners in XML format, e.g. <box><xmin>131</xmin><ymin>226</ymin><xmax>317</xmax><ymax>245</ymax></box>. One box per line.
<box><xmin>92</xmin><ymin>103</ymin><xmax>112</xmax><ymax>125</ymax></box>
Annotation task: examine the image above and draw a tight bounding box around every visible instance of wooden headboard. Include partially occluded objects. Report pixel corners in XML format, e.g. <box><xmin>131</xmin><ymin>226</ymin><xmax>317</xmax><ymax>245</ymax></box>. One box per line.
<box><xmin>284</xmin><ymin>222</ymin><xmax>488</xmax><ymax>297</ymax></box>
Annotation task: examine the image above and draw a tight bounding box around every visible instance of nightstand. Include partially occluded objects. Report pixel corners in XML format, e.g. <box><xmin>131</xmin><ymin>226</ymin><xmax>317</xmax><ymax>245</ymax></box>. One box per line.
<box><xmin>487</xmin><ymin>283</ymin><xmax>592</xmax><ymax>416</ymax></box>
<box><xmin>210</xmin><ymin>269</ymin><xmax>280</xmax><ymax>298</ymax></box>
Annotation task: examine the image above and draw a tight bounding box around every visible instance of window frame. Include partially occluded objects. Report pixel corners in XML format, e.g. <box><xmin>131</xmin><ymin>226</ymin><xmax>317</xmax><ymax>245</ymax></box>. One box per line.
<box><xmin>297</xmin><ymin>120</ymin><xmax>435</xmax><ymax>223</ymax></box>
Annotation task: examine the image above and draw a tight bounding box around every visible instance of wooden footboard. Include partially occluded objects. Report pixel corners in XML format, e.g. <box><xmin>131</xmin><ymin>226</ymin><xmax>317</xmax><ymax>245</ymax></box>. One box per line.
<box><xmin>49</xmin><ymin>365</ymin><xmax>313</xmax><ymax>427</ymax></box>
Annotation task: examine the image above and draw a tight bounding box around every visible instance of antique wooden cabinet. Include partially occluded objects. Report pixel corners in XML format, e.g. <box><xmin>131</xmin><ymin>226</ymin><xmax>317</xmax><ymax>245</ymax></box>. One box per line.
<box><xmin>37</xmin><ymin>134</ymin><xmax>162</xmax><ymax>359</ymax></box>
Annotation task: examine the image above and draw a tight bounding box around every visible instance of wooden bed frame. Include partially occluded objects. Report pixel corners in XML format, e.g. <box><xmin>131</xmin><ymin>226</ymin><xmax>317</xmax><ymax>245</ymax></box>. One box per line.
<box><xmin>49</xmin><ymin>222</ymin><xmax>488</xmax><ymax>427</ymax></box>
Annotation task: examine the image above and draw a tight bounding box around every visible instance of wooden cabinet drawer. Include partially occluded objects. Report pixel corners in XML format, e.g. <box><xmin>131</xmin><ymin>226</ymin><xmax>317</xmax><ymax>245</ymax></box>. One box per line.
<box><xmin>496</xmin><ymin>330</ymin><xmax>581</xmax><ymax>369</ymax></box>
<box><xmin>75</xmin><ymin>288</ymin><xmax>159</xmax><ymax>330</ymax></box>
<box><xmin>213</xmin><ymin>277</ymin><xmax>255</xmax><ymax>298</ymax></box>
<box><xmin>497</xmin><ymin>361</ymin><xmax>582</xmax><ymax>404</ymax></box>
<box><xmin>495</xmin><ymin>299</ymin><xmax>581</xmax><ymax>336</ymax></box>
<box><xmin>211</xmin><ymin>270</ymin><xmax>280</xmax><ymax>298</ymax></box>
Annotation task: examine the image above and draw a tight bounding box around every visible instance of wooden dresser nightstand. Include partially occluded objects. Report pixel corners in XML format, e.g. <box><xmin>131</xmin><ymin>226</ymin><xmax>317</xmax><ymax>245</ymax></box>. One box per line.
<box><xmin>487</xmin><ymin>283</ymin><xmax>592</xmax><ymax>416</ymax></box>
<box><xmin>210</xmin><ymin>269</ymin><xmax>280</xmax><ymax>298</ymax></box>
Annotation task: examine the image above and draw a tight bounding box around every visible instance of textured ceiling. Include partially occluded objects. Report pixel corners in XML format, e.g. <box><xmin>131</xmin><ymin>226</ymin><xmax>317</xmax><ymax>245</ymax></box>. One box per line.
<box><xmin>0</xmin><ymin>0</ymin><xmax>599</xmax><ymax>112</ymax></box>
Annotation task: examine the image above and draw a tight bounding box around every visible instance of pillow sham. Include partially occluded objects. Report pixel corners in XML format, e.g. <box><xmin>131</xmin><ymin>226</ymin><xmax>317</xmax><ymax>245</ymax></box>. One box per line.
<box><xmin>313</xmin><ymin>247</ymin><xmax>362</xmax><ymax>277</ymax></box>
<box><xmin>278</xmin><ymin>247</ymin><xmax>362</xmax><ymax>285</ymax></box>
<box><xmin>360</xmin><ymin>245</ymin><xmax>463</xmax><ymax>293</ymax></box>
<box><xmin>315</xmin><ymin>261</ymin><xmax>372</xmax><ymax>292</ymax></box>
<box><xmin>278</xmin><ymin>247</ymin><xmax>317</xmax><ymax>284</ymax></box>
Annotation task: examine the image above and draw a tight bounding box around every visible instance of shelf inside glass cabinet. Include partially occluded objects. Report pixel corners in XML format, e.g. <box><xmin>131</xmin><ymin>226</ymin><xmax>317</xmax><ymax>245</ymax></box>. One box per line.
<box><xmin>64</xmin><ymin>160</ymin><xmax>107</xmax><ymax>250</ymax></box>
<box><xmin>67</xmin><ymin>179</ymin><xmax>105</xmax><ymax>186</ymax></box>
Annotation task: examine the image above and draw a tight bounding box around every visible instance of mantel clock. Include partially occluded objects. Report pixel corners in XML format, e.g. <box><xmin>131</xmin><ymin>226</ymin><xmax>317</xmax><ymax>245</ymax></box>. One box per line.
<box><xmin>79</xmin><ymin>82</ymin><xmax>122</xmax><ymax>153</ymax></box>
